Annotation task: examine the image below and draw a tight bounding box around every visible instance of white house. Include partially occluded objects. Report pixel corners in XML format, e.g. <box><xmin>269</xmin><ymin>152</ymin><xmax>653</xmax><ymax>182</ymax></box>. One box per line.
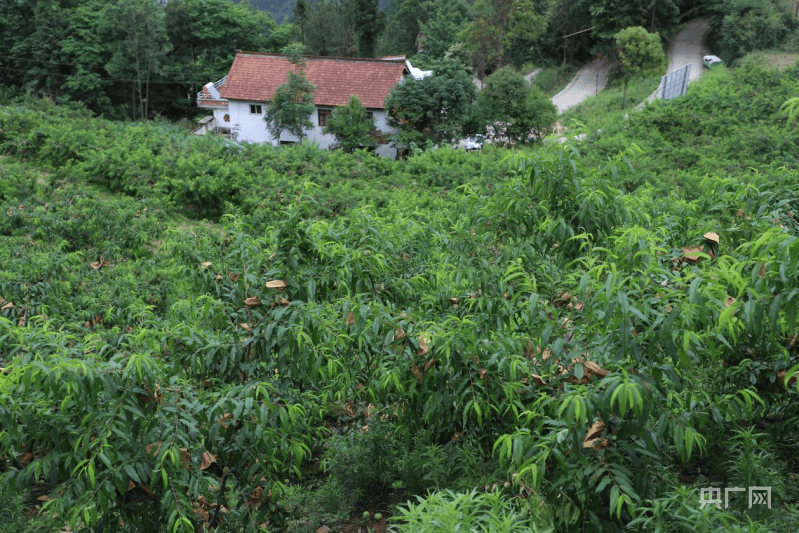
<box><xmin>197</xmin><ymin>52</ymin><xmax>429</xmax><ymax>158</ymax></box>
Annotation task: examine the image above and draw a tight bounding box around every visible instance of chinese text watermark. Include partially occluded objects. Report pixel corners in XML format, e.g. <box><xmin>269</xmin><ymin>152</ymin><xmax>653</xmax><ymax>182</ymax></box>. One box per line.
<box><xmin>699</xmin><ymin>486</ymin><xmax>771</xmax><ymax>509</ymax></box>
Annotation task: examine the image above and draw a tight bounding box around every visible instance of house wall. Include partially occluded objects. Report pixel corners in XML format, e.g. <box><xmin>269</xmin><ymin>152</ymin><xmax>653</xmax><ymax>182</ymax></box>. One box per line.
<box><xmin>212</xmin><ymin>108</ymin><xmax>231</xmax><ymax>132</ymax></box>
<box><xmin>225</xmin><ymin>100</ymin><xmax>397</xmax><ymax>157</ymax></box>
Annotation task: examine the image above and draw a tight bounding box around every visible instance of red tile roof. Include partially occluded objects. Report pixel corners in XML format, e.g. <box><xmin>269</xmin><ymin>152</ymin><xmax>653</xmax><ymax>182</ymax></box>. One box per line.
<box><xmin>218</xmin><ymin>52</ymin><xmax>408</xmax><ymax>109</ymax></box>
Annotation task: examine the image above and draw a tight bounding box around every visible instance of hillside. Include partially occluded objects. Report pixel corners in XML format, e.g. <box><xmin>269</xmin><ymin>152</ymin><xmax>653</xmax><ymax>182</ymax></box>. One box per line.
<box><xmin>1</xmin><ymin>58</ymin><xmax>798</xmax><ymax>533</ymax></box>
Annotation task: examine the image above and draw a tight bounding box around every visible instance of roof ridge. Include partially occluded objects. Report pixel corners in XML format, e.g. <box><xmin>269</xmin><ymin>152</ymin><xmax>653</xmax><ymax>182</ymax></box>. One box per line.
<box><xmin>235</xmin><ymin>50</ymin><xmax>406</xmax><ymax>64</ymax></box>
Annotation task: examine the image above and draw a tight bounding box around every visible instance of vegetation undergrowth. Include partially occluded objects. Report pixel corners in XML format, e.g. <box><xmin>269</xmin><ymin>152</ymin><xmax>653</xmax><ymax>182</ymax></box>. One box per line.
<box><xmin>1</xmin><ymin>57</ymin><xmax>798</xmax><ymax>533</ymax></box>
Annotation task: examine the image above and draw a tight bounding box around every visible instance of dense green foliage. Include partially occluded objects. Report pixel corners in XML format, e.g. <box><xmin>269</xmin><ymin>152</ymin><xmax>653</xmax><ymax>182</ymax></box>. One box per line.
<box><xmin>614</xmin><ymin>26</ymin><xmax>668</xmax><ymax>109</ymax></box>
<box><xmin>0</xmin><ymin>0</ymin><xmax>290</xmax><ymax>120</ymax></box>
<box><xmin>323</xmin><ymin>95</ymin><xmax>379</xmax><ymax>153</ymax></box>
<box><xmin>474</xmin><ymin>67</ymin><xmax>557</xmax><ymax>144</ymax></box>
<box><xmin>1</xmin><ymin>57</ymin><xmax>799</xmax><ymax>532</ymax></box>
<box><xmin>3</xmin><ymin>0</ymin><xmax>797</xmax><ymax>123</ymax></box>
<box><xmin>706</xmin><ymin>0</ymin><xmax>799</xmax><ymax>62</ymax></box>
<box><xmin>385</xmin><ymin>60</ymin><xmax>477</xmax><ymax>145</ymax></box>
<box><xmin>264</xmin><ymin>50</ymin><xmax>317</xmax><ymax>143</ymax></box>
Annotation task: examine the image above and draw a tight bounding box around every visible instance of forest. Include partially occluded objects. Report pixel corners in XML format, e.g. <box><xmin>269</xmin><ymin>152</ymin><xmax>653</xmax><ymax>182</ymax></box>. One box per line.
<box><xmin>2</xmin><ymin>0</ymin><xmax>798</xmax><ymax>120</ymax></box>
<box><xmin>1</xmin><ymin>0</ymin><xmax>799</xmax><ymax>532</ymax></box>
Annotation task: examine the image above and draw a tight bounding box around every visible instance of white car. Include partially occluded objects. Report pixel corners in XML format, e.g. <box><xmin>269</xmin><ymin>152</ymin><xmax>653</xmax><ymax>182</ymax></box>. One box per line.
<box><xmin>703</xmin><ymin>55</ymin><xmax>724</xmax><ymax>69</ymax></box>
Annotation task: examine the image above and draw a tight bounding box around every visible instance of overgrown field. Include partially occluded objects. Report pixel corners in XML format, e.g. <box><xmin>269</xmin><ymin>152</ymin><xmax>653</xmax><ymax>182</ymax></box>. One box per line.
<box><xmin>1</xmin><ymin>61</ymin><xmax>798</xmax><ymax>533</ymax></box>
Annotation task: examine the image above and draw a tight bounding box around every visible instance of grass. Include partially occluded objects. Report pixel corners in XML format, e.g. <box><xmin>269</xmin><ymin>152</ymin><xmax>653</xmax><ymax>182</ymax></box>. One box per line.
<box><xmin>559</xmin><ymin>73</ymin><xmax>665</xmax><ymax>129</ymax></box>
<box><xmin>532</xmin><ymin>63</ymin><xmax>582</xmax><ymax>96</ymax></box>
<box><xmin>744</xmin><ymin>50</ymin><xmax>799</xmax><ymax>70</ymax></box>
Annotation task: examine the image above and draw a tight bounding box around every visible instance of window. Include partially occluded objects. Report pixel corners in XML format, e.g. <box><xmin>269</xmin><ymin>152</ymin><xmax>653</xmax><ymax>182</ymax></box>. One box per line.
<box><xmin>318</xmin><ymin>109</ymin><xmax>332</xmax><ymax>127</ymax></box>
<box><xmin>250</xmin><ymin>104</ymin><xmax>262</xmax><ymax>114</ymax></box>
<box><xmin>366</xmin><ymin>111</ymin><xmax>374</xmax><ymax>120</ymax></box>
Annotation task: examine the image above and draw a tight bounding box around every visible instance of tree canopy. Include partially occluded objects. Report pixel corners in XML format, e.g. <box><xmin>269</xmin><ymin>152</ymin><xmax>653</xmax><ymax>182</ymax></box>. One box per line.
<box><xmin>0</xmin><ymin>0</ymin><xmax>288</xmax><ymax>120</ymax></box>
<box><xmin>475</xmin><ymin>67</ymin><xmax>556</xmax><ymax>144</ymax></box>
<box><xmin>613</xmin><ymin>26</ymin><xmax>666</xmax><ymax>108</ymax></box>
<box><xmin>385</xmin><ymin>59</ymin><xmax>476</xmax><ymax>146</ymax></box>
<box><xmin>264</xmin><ymin>50</ymin><xmax>316</xmax><ymax>142</ymax></box>
<box><xmin>323</xmin><ymin>94</ymin><xmax>378</xmax><ymax>152</ymax></box>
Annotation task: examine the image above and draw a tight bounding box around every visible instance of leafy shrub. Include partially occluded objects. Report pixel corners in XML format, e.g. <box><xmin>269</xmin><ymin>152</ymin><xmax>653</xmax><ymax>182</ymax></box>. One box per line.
<box><xmin>707</xmin><ymin>0</ymin><xmax>799</xmax><ymax>62</ymax></box>
<box><xmin>392</xmin><ymin>489</ymin><xmax>552</xmax><ymax>533</ymax></box>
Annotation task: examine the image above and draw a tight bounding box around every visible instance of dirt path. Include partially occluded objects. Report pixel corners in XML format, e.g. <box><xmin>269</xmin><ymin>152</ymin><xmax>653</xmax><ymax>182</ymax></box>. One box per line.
<box><xmin>551</xmin><ymin>56</ymin><xmax>612</xmax><ymax>113</ymax></box>
<box><xmin>644</xmin><ymin>18</ymin><xmax>711</xmax><ymax>103</ymax></box>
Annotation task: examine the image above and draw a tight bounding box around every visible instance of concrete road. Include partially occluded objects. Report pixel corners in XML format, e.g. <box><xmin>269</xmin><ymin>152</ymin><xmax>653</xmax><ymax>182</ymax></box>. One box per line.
<box><xmin>552</xmin><ymin>18</ymin><xmax>711</xmax><ymax>113</ymax></box>
<box><xmin>551</xmin><ymin>56</ymin><xmax>612</xmax><ymax>113</ymax></box>
<box><xmin>645</xmin><ymin>19</ymin><xmax>711</xmax><ymax>103</ymax></box>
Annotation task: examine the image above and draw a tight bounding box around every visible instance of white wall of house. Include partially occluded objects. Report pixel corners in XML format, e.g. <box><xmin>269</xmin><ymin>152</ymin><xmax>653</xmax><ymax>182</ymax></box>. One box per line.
<box><xmin>212</xmin><ymin>108</ymin><xmax>231</xmax><ymax>131</ymax></box>
<box><xmin>224</xmin><ymin>100</ymin><xmax>398</xmax><ymax>157</ymax></box>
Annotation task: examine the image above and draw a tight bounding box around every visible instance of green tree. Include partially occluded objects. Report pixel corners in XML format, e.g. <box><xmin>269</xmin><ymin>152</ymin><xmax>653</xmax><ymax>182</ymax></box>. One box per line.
<box><xmin>164</xmin><ymin>0</ymin><xmax>278</xmax><ymax>73</ymax></box>
<box><xmin>706</xmin><ymin>0</ymin><xmax>798</xmax><ymax>61</ymax></box>
<box><xmin>613</xmin><ymin>26</ymin><xmax>666</xmax><ymax>109</ymax></box>
<box><xmin>476</xmin><ymin>67</ymin><xmax>556</xmax><ymax>145</ymax></box>
<box><xmin>264</xmin><ymin>46</ymin><xmax>316</xmax><ymax>142</ymax></box>
<box><xmin>385</xmin><ymin>59</ymin><xmax>477</xmax><ymax>145</ymax></box>
<box><xmin>581</xmin><ymin>0</ymin><xmax>679</xmax><ymax>47</ymax></box>
<box><xmin>296</xmin><ymin>0</ymin><xmax>356</xmax><ymax>56</ymax></box>
<box><xmin>458</xmin><ymin>0</ymin><xmax>548</xmax><ymax>80</ymax></box>
<box><xmin>417</xmin><ymin>0</ymin><xmax>470</xmax><ymax>59</ymax></box>
<box><xmin>378</xmin><ymin>0</ymin><xmax>423</xmax><ymax>57</ymax></box>
<box><xmin>103</xmin><ymin>0</ymin><xmax>171</xmax><ymax>120</ymax></box>
<box><xmin>352</xmin><ymin>0</ymin><xmax>385</xmax><ymax>57</ymax></box>
<box><xmin>324</xmin><ymin>94</ymin><xmax>378</xmax><ymax>152</ymax></box>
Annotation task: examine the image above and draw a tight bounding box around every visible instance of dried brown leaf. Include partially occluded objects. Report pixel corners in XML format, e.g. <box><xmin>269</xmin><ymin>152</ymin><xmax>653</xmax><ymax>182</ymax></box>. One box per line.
<box><xmin>1</xmin><ymin>301</ymin><xmax>14</xmax><ymax>311</ymax></box>
<box><xmin>217</xmin><ymin>413</ymin><xmax>233</xmax><ymax>428</ymax></box>
<box><xmin>583</xmin><ymin>360</ymin><xmax>610</xmax><ymax>378</ymax></box>
<box><xmin>703</xmin><ymin>232</ymin><xmax>720</xmax><ymax>244</ymax></box>
<box><xmin>244</xmin><ymin>296</ymin><xmax>262</xmax><ymax>308</ymax></box>
<box><xmin>583</xmin><ymin>420</ymin><xmax>609</xmax><ymax>450</ymax></box>
<box><xmin>417</xmin><ymin>334</ymin><xmax>430</xmax><ymax>356</ymax></box>
<box><xmin>201</xmin><ymin>261</ymin><xmax>212</xmax><ymax>268</ymax></box>
<box><xmin>228</xmin><ymin>272</ymin><xmax>240</xmax><ymax>282</ymax></box>
<box><xmin>250</xmin><ymin>486</ymin><xmax>264</xmax><ymax>510</ymax></box>
<box><xmin>411</xmin><ymin>364</ymin><xmax>423</xmax><ymax>384</ymax></box>
<box><xmin>530</xmin><ymin>374</ymin><xmax>547</xmax><ymax>386</ymax></box>
<box><xmin>424</xmin><ymin>357</ymin><xmax>436</xmax><ymax>373</ymax></box>
<box><xmin>682</xmin><ymin>246</ymin><xmax>704</xmax><ymax>264</ymax></box>
<box><xmin>200</xmin><ymin>452</ymin><xmax>217</xmax><ymax>471</ymax></box>
<box><xmin>346</xmin><ymin>312</ymin><xmax>355</xmax><ymax>326</ymax></box>
<box><xmin>553</xmin><ymin>292</ymin><xmax>571</xmax><ymax>307</ymax></box>
<box><xmin>778</xmin><ymin>370</ymin><xmax>798</xmax><ymax>387</ymax></box>
<box><xmin>266</xmin><ymin>279</ymin><xmax>288</xmax><ymax>290</ymax></box>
